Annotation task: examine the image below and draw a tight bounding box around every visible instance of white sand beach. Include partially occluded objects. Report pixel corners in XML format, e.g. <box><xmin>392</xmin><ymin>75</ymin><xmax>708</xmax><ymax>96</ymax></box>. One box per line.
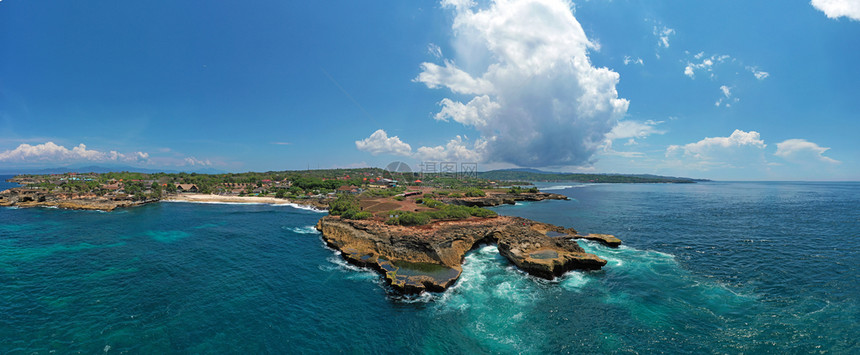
<box><xmin>165</xmin><ymin>194</ymin><xmax>297</xmax><ymax>205</ymax></box>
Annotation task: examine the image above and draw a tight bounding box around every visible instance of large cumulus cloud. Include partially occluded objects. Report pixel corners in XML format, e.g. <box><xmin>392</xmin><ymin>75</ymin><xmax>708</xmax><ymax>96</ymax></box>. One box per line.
<box><xmin>414</xmin><ymin>0</ymin><xmax>629</xmax><ymax>167</ymax></box>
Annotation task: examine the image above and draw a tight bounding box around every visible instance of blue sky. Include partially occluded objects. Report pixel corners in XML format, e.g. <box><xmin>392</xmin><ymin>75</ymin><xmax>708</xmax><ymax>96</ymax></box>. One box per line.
<box><xmin>1</xmin><ymin>0</ymin><xmax>858</xmax><ymax>180</ymax></box>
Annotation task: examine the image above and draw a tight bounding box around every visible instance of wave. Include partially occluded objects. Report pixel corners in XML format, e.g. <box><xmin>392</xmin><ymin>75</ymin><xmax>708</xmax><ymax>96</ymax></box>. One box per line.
<box><xmin>286</xmin><ymin>225</ymin><xmax>320</xmax><ymax>235</ymax></box>
<box><xmin>272</xmin><ymin>203</ymin><xmax>327</xmax><ymax>213</ymax></box>
<box><xmin>319</xmin><ymin>254</ymin><xmax>379</xmax><ymax>282</ymax></box>
<box><xmin>540</xmin><ymin>184</ymin><xmax>590</xmax><ymax>191</ymax></box>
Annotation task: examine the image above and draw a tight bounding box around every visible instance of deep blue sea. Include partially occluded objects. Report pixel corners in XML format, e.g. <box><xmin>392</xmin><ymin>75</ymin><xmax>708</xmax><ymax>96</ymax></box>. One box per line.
<box><xmin>1</xmin><ymin>176</ymin><xmax>858</xmax><ymax>353</ymax></box>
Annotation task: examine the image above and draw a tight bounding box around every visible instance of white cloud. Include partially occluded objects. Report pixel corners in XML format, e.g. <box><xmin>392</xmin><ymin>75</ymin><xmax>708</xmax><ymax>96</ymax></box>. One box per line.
<box><xmin>684</xmin><ymin>65</ymin><xmax>695</xmax><ymax>78</ymax></box>
<box><xmin>811</xmin><ymin>0</ymin><xmax>860</xmax><ymax>21</ymax></box>
<box><xmin>0</xmin><ymin>142</ymin><xmax>149</xmax><ymax>163</ymax></box>
<box><xmin>415</xmin><ymin>135</ymin><xmax>485</xmax><ymax>162</ymax></box>
<box><xmin>414</xmin><ymin>60</ymin><xmax>494</xmax><ymax>95</ymax></box>
<box><xmin>775</xmin><ymin>139</ymin><xmax>840</xmax><ymax>164</ymax></box>
<box><xmin>434</xmin><ymin>95</ymin><xmax>500</xmax><ymax>128</ymax></box>
<box><xmin>427</xmin><ymin>43</ymin><xmax>443</xmax><ymax>59</ymax></box>
<box><xmin>184</xmin><ymin>157</ymin><xmax>212</xmax><ymax>166</ymax></box>
<box><xmin>666</xmin><ymin>130</ymin><xmax>767</xmax><ymax>170</ymax></box>
<box><xmin>355</xmin><ymin>129</ymin><xmax>413</xmax><ymax>156</ymax></box>
<box><xmin>684</xmin><ymin>54</ymin><xmax>730</xmax><ymax>79</ymax></box>
<box><xmin>623</xmin><ymin>56</ymin><xmax>644</xmax><ymax>66</ymax></box>
<box><xmin>666</xmin><ymin>129</ymin><xmax>767</xmax><ymax>164</ymax></box>
<box><xmin>414</xmin><ymin>0</ymin><xmax>629</xmax><ymax>167</ymax></box>
<box><xmin>601</xmin><ymin>119</ymin><xmax>664</xmax><ymax>157</ymax></box>
<box><xmin>653</xmin><ymin>25</ymin><xmax>675</xmax><ymax>48</ymax></box>
<box><xmin>747</xmin><ymin>66</ymin><xmax>770</xmax><ymax>80</ymax></box>
<box><xmin>605</xmin><ymin>120</ymin><xmax>665</xmax><ymax>141</ymax></box>
<box><xmin>715</xmin><ymin>85</ymin><xmax>739</xmax><ymax>107</ymax></box>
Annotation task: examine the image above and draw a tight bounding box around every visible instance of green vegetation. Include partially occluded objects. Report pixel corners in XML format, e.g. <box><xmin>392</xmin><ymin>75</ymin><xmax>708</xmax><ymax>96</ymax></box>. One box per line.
<box><xmin>352</xmin><ymin>211</ymin><xmax>373</xmax><ymax>220</ymax></box>
<box><xmin>508</xmin><ymin>186</ymin><xmax>539</xmax><ymax>194</ymax></box>
<box><xmin>383</xmin><ymin>203</ymin><xmax>497</xmax><ymax>226</ymax></box>
<box><xmin>419</xmin><ymin>198</ymin><xmax>446</xmax><ymax>208</ymax></box>
<box><xmin>329</xmin><ymin>194</ymin><xmax>360</xmax><ymax>218</ymax></box>
<box><xmin>393</xmin><ymin>211</ymin><xmax>431</xmax><ymax>226</ymax></box>
<box><xmin>464</xmin><ymin>188</ymin><xmax>486</xmax><ymax>197</ymax></box>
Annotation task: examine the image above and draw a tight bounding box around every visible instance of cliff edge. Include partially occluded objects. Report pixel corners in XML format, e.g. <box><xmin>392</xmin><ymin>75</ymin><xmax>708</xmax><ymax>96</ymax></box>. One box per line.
<box><xmin>316</xmin><ymin>215</ymin><xmax>616</xmax><ymax>294</ymax></box>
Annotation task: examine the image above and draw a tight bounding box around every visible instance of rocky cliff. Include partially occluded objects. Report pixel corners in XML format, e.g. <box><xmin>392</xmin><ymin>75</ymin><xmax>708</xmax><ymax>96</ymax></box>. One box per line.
<box><xmin>443</xmin><ymin>192</ymin><xmax>569</xmax><ymax>207</ymax></box>
<box><xmin>316</xmin><ymin>215</ymin><xmax>618</xmax><ymax>294</ymax></box>
<box><xmin>0</xmin><ymin>188</ymin><xmax>152</xmax><ymax>211</ymax></box>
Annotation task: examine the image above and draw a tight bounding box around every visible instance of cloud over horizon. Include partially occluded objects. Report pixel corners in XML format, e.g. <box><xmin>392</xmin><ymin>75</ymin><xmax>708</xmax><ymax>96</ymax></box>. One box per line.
<box><xmin>665</xmin><ymin>130</ymin><xmax>768</xmax><ymax>170</ymax></box>
<box><xmin>0</xmin><ymin>142</ymin><xmax>149</xmax><ymax>164</ymax></box>
<box><xmin>412</xmin><ymin>0</ymin><xmax>629</xmax><ymax>167</ymax></box>
<box><xmin>775</xmin><ymin>138</ymin><xmax>840</xmax><ymax>164</ymax></box>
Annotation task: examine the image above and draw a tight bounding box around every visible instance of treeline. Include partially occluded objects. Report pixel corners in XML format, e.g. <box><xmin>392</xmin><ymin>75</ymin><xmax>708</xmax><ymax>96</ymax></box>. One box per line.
<box><xmin>15</xmin><ymin>169</ymin><xmax>374</xmax><ymax>197</ymax></box>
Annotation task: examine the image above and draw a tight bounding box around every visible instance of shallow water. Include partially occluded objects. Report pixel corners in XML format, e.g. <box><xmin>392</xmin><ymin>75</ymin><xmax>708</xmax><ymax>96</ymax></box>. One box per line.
<box><xmin>1</xmin><ymin>179</ymin><xmax>857</xmax><ymax>353</ymax></box>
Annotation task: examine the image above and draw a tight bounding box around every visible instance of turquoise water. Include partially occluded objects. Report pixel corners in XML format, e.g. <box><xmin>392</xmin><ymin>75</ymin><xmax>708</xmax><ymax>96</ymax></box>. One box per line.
<box><xmin>1</xmin><ymin>178</ymin><xmax>858</xmax><ymax>353</ymax></box>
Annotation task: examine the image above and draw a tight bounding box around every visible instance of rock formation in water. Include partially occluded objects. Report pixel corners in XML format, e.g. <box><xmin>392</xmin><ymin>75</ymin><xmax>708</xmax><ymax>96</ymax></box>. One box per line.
<box><xmin>315</xmin><ymin>215</ymin><xmax>619</xmax><ymax>294</ymax></box>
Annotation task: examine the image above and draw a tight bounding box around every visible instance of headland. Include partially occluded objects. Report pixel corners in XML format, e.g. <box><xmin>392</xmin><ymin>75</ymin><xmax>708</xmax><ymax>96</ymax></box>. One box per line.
<box><xmin>317</xmin><ymin>215</ymin><xmax>617</xmax><ymax>293</ymax></box>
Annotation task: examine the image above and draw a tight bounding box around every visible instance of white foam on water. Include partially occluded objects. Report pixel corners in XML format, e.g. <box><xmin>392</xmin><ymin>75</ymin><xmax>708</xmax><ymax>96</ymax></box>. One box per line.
<box><xmin>560</xmin><ymin>271</ymin><xmax>589</xmax><ymax>291</ymax></box>
<box><xmin>577</xmin><ymin>237</ymin><xmax>761</xmax><ymax>332</ymax></box>
<box><xmin>272</xmin><ymin>203</ymin><xmax>328</xmax><ymax>213</ymax></box>
<box><xmin>287</xmin><ymin>225</ymin><xmax>320</xmax><ymax>235</ymax></box>
<box><xmin>394</xmin><ymin>291</ymin><xmax>444</xmax><ymax>304</ymax></box>
<box><xmin>541</xmin><ymin>184</ymin><xmax>589</xmax><ymax>191</ymax></box>
<box><xmin>320</xmin><ymin>254</ymin><xmax>377</xmax><ymax>280</ymax></box>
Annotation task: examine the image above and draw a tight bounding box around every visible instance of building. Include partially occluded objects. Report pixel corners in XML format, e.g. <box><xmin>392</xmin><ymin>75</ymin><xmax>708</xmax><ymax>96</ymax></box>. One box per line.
<box><xmin>176</xmin><ymin>184</ymin><xmax>199</xmax><ymax>193</ymax></box>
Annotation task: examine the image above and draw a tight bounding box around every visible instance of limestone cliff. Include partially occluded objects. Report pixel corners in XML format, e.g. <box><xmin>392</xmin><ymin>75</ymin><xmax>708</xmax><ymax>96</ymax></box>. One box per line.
<box><xmin>316</xmin><ymin>215</ymin><xmax>616</xmax><ymax>294</ymax></box>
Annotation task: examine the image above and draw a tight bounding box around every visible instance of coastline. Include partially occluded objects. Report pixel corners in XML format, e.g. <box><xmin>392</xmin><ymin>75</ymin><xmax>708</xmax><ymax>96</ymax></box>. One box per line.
<box><xmin>164</xmin><ymin>194</ymin><xmax>329</xmax><ymax>211</ymax></box>
<box><xmin>165</xmin><ymin>194</ymin><xmax>297</xmax><ymax>205</ymax></box>
<box><xmin>1</xmin><ymin>187</ymin><xmax>329</xmax><ymax>212</ymax></box>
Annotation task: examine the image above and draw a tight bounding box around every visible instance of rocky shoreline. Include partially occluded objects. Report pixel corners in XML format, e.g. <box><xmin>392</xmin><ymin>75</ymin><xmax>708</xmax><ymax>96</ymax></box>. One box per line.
<box><xmin>442</xmin><ymin>191</ymin><xmax>569</xmax><ymax>207</ymax></box>
<box><xmin>316</xmin><ymin>215</ymin><xmax>620</xmax><ymax>294</ymax></box>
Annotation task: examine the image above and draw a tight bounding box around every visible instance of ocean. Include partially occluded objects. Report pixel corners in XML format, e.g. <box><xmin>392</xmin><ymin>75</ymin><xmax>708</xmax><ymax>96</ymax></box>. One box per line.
<box><xmin>1</xmin><ymin>177</ymin><xmax>858</xmax><ymax>353</ymax></box>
